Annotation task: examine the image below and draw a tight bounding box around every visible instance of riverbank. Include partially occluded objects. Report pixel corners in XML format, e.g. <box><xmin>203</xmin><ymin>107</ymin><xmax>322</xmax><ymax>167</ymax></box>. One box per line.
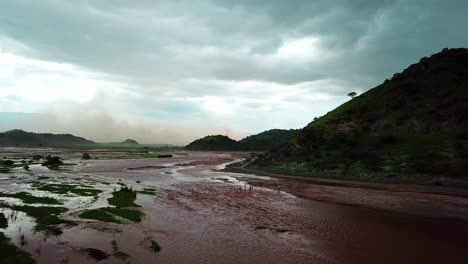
<box><xmin>223</xmin><ymin>166</ymin><xmax>468</xmax><ymax>221</ymax></box>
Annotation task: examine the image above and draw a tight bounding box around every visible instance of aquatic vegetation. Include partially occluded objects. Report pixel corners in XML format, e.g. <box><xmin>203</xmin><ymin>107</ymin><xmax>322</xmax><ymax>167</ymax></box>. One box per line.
<box><xmin>0</xmin><ymin>160</ymin><xmax>14</xmax><ymax>166</ymax></box>
<box><xmin>0</xmin><ymin>192</ymin><xmax>62</xmax><ymax>205</ymax></box>
<box><xmin>108</xmin><ymin>187</ymin><xmax>139</xmax><ymax>207</ymax></box>
<box><xmin>82</xmin><ymin>152</ymin><xmax>91</xmax><ymax>160</ymax></box>
<box><xmin>84</xmin><ymin>248</ymin><xmax>110</xmax><ymax>261</ymax></box>
<box><xmin>102</xmin><ymin>208</ymin><xmax>143</xmax><ymax>222</ymax></box>
<box><xmin>0</xmin><ymin>233</ymin><xmax>36</xmax><ymax>264</ymax></box>
<box><xmin>10</xmin><ymin>205</ymin><xmax>75</xmax><ymax>232</ymax></box>
<box><xmin>32</xmin><ymin>183</ymin><xmax>102</xmax><ymax>197</ymax></box>
<box><xmin>0</xmin><ymin>167</ymin><xmax>11</xmax><ymax>173</ymax></box>
<box><xmin>79</xmin><ymin>208</ymin><xmax>143</xmax><ymax>223</ymax></box>
<box><xmin>79</xmin><ymin>209</ymin><xmax>122</xmax><ymax>224</ymax></box>
<box><xmin>150</xmin><ymin>240</ymin><xmax>161</xmax><ymax>252</ymax></box>
<box><xmin>0</xmin><ymin>202</ymin><xmax>75</xmax><ymax>233</ymax></box>
<box><xmin>41</xmin><ymin>155</ymin><xmax>63</xmax><ymax>166</ymax></box>
<box><xmin>140</xmin><ymin>234</ymin><xmax>161</xmax><ymax>253</ymax></box>
<box><xmin>111</xmin><ymin>240</ymin><xmax>130</xmax><ymax>261</ymax></box>
<box><xmin>138</xmin><ymin>190</ymin><xmax>156</xmax><ymax>195</ymax></box>
<box><xmin>94</xmin><ymin>227</ymin><xmax>122</xmax><ymax>233</ymax></box>
<box><xmin>0</xmin><ymin>213</ymin><xmax>7</xmax><ymax>228</ymax></box>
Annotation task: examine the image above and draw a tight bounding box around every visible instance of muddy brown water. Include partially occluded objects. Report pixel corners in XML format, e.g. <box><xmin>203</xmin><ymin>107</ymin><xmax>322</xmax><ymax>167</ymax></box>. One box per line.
<box><xmin>1</xmin><ymin>151</ymin><xmax>468</xmax><ymax>263</ymax></box>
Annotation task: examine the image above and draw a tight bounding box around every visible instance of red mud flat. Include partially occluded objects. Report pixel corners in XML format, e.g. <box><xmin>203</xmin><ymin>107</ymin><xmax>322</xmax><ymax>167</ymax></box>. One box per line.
<box><xmin>5</xmin><ymin>151</ymin><xmax>468</xmax><ymax>264</ymax></box>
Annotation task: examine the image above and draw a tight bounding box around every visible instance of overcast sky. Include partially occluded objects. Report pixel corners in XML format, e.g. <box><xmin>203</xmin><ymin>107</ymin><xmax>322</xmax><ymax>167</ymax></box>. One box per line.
<box><xmin>0</xmin><ymin>0</ymin><xmax>467</xmax><ymax>144</ymax></box>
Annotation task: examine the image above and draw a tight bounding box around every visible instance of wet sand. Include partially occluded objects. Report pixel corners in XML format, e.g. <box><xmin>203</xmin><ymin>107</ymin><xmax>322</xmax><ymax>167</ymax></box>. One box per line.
<box><xmin>1</xmin><ymin>150</ymin><xmax>468</xmax><ymax>263</ymax></box>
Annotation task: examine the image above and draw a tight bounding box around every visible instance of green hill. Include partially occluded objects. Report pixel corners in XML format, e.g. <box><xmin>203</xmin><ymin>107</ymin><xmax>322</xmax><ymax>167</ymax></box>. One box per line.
<box><xmin>185</xmin><ymin>129</ymin><xmax>299</xmax><ymax>151</ymax></box>
<box><xmin>185</xmin><ymin>135</ymin><xmax>239</xmax><ymax>151</ymax></box>
<box><xmin>0</xmin><ymin>129</ymin><xmax>95</xmax><ymax>147</ymax></box>
<box><xmin>248</xmin><ymin>48</ymin><xmax>468</xmax><ymax>184</ymax></box>
<box><xmin>238</xmin><ymin>129</ymin><xmax>299</xmax><ymax>151</ymax></box>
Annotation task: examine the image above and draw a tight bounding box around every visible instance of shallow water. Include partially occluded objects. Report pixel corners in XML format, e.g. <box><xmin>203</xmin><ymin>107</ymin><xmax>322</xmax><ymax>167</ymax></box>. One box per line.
<box><xmin>0</xmin><ymin>151</ymin><xmax>468</xmax><ymax>263</ymax></box>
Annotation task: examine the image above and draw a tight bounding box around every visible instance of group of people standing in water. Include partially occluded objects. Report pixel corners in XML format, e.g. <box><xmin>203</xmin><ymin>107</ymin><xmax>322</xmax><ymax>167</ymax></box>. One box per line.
<box><xmin>234</xmin><ymin>182</ymin><xmax>282</xmax><ymax>193</ymax></box>
<box><xmin>235</xmin><ymin>183</ymin><xmax>254</xmax><ymax>193</ymax></box>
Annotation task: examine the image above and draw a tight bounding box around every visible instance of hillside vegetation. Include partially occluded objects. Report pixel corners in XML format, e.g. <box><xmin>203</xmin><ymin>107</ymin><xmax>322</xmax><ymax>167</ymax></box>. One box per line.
<box><xmin>185</xmin><ymin>129</ymin><xmax>299</xmax><ymax>151</ymax></box>
<box><xmin>0</xmin><ymin>129</ymin><xmax>95</xmax><ymax>147</ymax></box>
<box><xmin>248</xmin><ymin>48</ymin><xmax>468</xmax><ymax>184</ymax></box>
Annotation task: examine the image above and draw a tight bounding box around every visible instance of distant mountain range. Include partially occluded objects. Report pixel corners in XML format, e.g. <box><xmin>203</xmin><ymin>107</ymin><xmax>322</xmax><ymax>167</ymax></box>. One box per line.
<box><xmin>248</xmin><ymin>48</ymin><xmax>468</xmax><ymax>182</ymax></box>
<box><xmin>185</xmin><ymin>129</ymin><xmax>299</xmax><ymax>151</ymax></box>
<box><xmin>0</xmin><ymin>129</ymin><xmax>95</xmax><ymax>147</ymax></box>
<box><xmin>0</xmin><ymin>129</ymin><xmax>141</xmax><ymax>147</ymax></box>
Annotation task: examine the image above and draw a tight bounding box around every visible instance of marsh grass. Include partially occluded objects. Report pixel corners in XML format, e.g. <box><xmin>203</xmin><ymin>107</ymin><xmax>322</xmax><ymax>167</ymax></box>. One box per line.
<box><xmin>102</xmin><ymin>208</ymin><xmax>143</xmax><ymax>222</ymax></box>
<box><xmin>108</xmin><ymin>187</ymin><xmax>139</xmax><ymax>207</ymax></box>
<box><xmin>79</xmin><ymin>209</ymin><xmax>122</xmax><ymax>224</ymax></box>
<box><xmin>0</xmin><ymin>167</ymin><xmax>11</xmax><ymax>174</ymax></box>
<box><xmin>0</xmin><ymin>213</ymin><xmax>7</xmax><ymax>228</ymax></box>
<box><xmin>150</xmin><ymin>240</ymin><xmax>161</xmax><ymax>252</ymax></box>
<box><xmin>0</xmin><ymin>192</ymin><xmax>62</xmax><ymax>205</ymax></box>
<box><xmin>0</xmin><ymin>233</ymin><xmax>35</xmax><ymax>264</ymax></box>
<box><xmin>32</xmin><ymin>183</ymin><xmax>102</xmax><ymax>197</ymax></box>
<box><xmin>0</xmin><ymin>203</ymin><xmax>75</xmax><ymax>233</ymax></box>
<box><xmin>111</xmin><ymin>240</ymin><xmax>130</xmax><ymax>261</ymax></box>
<box><xmin>79</xmin><ymin>207</ymin><xmax>143</xmax><ymax>223</ymax></box>
<box><xmin>138</xmin><ymin>190</ymin><xmax>156</xmax><ymax>195</ymax></box>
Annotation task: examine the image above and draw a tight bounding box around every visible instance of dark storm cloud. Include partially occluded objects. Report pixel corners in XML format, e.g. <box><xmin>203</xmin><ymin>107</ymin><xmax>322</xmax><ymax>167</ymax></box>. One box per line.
<box><xmin>1</xmin><ymin>0</ymin><xmax>467</xmax><ymax>86</ymax></box>
<box><xmin>0</xmin><ymin>0</ymin><xmax>467</xmax><ymax>142</ymax></box>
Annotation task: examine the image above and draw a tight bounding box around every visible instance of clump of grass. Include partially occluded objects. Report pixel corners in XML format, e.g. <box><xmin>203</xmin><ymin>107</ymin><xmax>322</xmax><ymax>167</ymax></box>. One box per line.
<box><xmin>102</xmin><ymin>208</ymin><xmax>143</xmax><ymax>222</ymax></box>
<box><xmin>33</xmin><ymin>183</ymin><xmax>102</xmax><ymax>197</ymax></box>
<box><xmin>138</xmin><ymin>190</ymin><xmax>156</xmax><ymax>195</ymax></box>
<box><xmin>0</xmin><ymin>167</ymin><xmax>11</xmax><ymax>174</ymax></box>
<box><xmin>108</xmin><ymin>187</ymin><xmax>139</xmax><ymax>207</ymax></box>
<box><xmin>0</xmin><ymin>213</ymin><xmax>7</xmax><ymax>228</ymax></box>
<box><xmin>79</xmin><ymin>208</ymin><xmax>143</xmax><ymax>223</ymax></box>
<box><xmin>0</xmin><ymin>192</ymin><xmax>62</xmax><ymax>205</ymax></box>
<box><xmin>84</xmin><ymin>248</ymin><xmax>109</xmax><ymax>261</ymax></box>
<box><xmin>111</xmin><ymin>240</ymin><xmax>130</xmax><ymax>261</ymax></box>
<box><xmin>0</xmin><ymin>203</ymin><xmax>75</xmax><ymax>233</ymax></box>
<box><xmin>150</xmin><ymin>240</ymin><xmax>161</xmax><ymax>252</ymax></box>
<box><xmin>0</xmin><ymin>232</ymin><xmax>36</xmax><ymax>264</ymax></box>
<box><xmin>94</xmin><ymin>227</ymin><xmax>122</xmax><ymax>233</ymax></box>
<box><xmin>79</xmin><ymin>209</ymin><xmax>122</xmax><ymax>224</ymax></box>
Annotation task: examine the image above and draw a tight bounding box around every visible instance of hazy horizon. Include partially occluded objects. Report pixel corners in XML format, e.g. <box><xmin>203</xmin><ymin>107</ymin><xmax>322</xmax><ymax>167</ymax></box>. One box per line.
<box><xmin>1</xmin><ymin>1</ymin><xmax>467</xmax><ymax>144</ymax></box>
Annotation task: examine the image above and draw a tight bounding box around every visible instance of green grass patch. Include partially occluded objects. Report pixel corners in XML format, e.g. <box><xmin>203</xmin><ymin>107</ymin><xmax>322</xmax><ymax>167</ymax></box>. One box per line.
<box><xmin>0</xmin><ymin>203</ymin><xmax>75</xmax><ymax>233</ymax></box>
<box><xmin>108</xmin><ymin>187</ymin><xmax>139</xmax><ymax>207</ymax></box>
<box><xmin>0</xmin><ymin>192</ymin><xmax>62</xmax><ymax>205</ymax></box>
<box><xmin>0</xmin><ymin>232</ymin><xmax>36</xmax><ymax>264</ymax></box>
<box><xmin>33</xmin><ymin>183</ymin><xmax>102</xmax><ymax>197</ymax></box>
<box><xmin>0</xmin><ymin>213</ymin><xmax>7</xmax><ymax>228</ymax></box>
<box><xmin>79</xmin><ymin>209</ymin><xmax>122</xmax><ymax>224</ymax></box>
<box><xmin>111</xmin><ymin>240</ymin><xmax>130</xmax><ymax>261</ymax></box>
<box><xmin>150</xmin><ymin>240</ymin><xmax>161</xmax><ymax>252</ymax></box>
<box><xmin>102</xmin><ymin>208</ymin><xmax>143</xmax><ymax>222</ymax></box>
<box><xmin>138</xmin><ymin>190</ymin><xmax>156</xmax><ymax>195</ymax></box>
<box><xmin>94</xmin><ymin>227</ymin><xmax>122</xmax><ymax>233</ymax></box>
<box><xmin>0</xmin><ymin>167</ymin><xmax>11</xmax><ymax>174</ymax></box>
<box><xmin>79</xmin><ymin>208</ymin><xmax>143</xmax><ymax>223</ymax></box>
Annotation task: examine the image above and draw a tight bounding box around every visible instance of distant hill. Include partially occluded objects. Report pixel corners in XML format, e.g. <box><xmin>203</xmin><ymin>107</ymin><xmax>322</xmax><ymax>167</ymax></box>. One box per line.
<box><xmin>122</xmin><ymin>139</ymin><xmax>139</xmax><ymax>145</ymax></box>
<box><xmin>185</xmin><ymin>135</ymin><xmax>239</xmax><ymax>151</ymax></box>
<box><xmin>0</xmin><ymin>129</ymin><xmax>95</xmax><ymax>147</ymax></box>
<box><xmin>184</xmin><ymin>129</ymin><xmax>299</xmax><ymax>151</ymax></box>
<box><xmin>249</xmin><ymin>48</ymin><xmax>468</xmax><ymax>182</ymax></box>
<box><xmin>99</xmin><ymin>139</ymin><xmax>140</xmax><ymax>146</ymax></box>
